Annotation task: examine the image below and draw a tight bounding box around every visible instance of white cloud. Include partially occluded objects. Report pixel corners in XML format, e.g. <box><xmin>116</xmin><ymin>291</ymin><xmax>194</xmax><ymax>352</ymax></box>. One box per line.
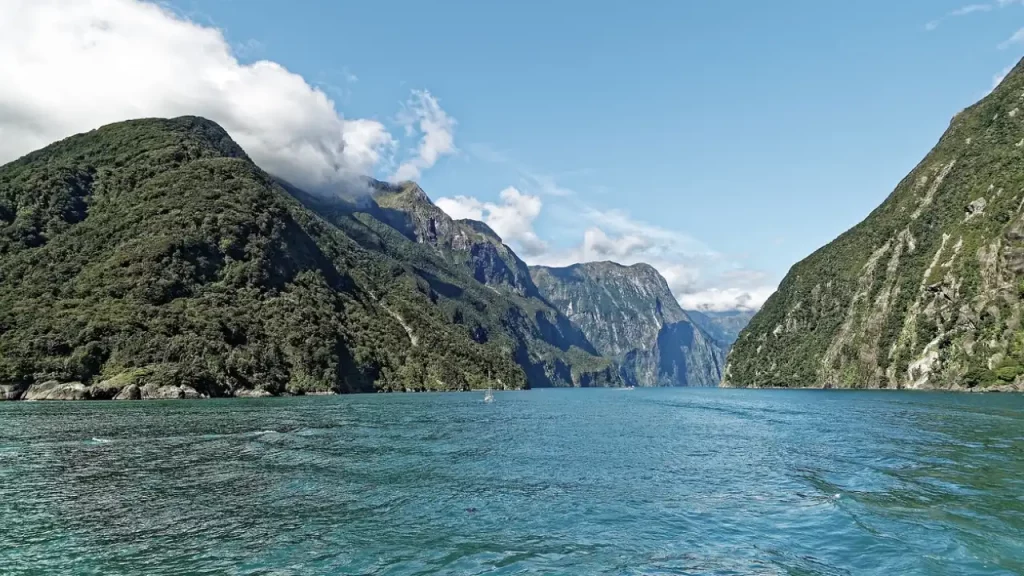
<box><xmin>999</xmin><ymin>27</ymin><xmax>1024</xmax><ymax>49</ymax></box>
<box><xmin>678</xmin><ymin>287</ymin><xmax>775</xmax><ymax>313</ymax></box>
<box><xmin>392</xmin><ymin>90</ymin><xmax>456</xmax><ymax>182</ymax></box>
<box><xmin>951</xmin><ymin>3</ymin><xmax>993</xmax><ymax>16</ymax></box>
<box><xmin>926</xmin><ymin>1</ymin><xmax>1018</xmax><ymax>30</ymax></box>
<box><xmin>0</xmin><ymin>0</ymin><xmax>408</xmax><ymax>193</ymax></box>
<box><xmin>656</xmin><ymin>264</ymin><xmax>702</xmax><ymax>296</ymax></box>
<box><xmin>341</xmin><ymin>119</ymin><xmax>396</xmax><ymax>175</ymax></box>
<box><xmin>580</xmin><ymin>227</ymin><xmax>652</xmax><ymax>261</ymax></box>
<box><xmin>436</xmin><ymin>187</ymin><xmax>547</xmax><ymax>255</ymax></box>
<box><xmin>679</xmin><ymin>269</ymin><xmax>775</xmax><ymax>311</ymax></box>
<box><xmin>532</xmin><ymin>212</ymin><xmax>775</xmax><ymax>311</ymax></box>
<box><xmin>534</xmin><ymin>215</ymin><xmax>775</xmax><ymax>312</ymax></box>
<box><xmin>584</xmin><ymin>208</ymin><xmax>720</xmax><ymax>260</ymax></box>
<box><xmin>440</xmin><ymin>186</ymin><xmax>775</xmax><ymax>311</ymax></box>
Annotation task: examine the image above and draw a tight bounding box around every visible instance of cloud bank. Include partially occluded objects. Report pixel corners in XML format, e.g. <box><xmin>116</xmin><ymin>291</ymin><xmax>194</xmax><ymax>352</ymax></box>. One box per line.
<box><xmin>0</xmin><ymin>0</ymin><xmax>454</xmax><ymax>194</ymax></box>
<box><xmin>392</xmin><ymin>90</ymin><xmax>457</xmax><ymax>182</ymax></box>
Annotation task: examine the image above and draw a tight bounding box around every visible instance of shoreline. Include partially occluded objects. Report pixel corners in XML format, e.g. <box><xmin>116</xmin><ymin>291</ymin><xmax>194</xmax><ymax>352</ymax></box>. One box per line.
<box><xmin>0</xmin><ymin>381</ymin><xmax>524</xmax><ymax>401</ymax></box>
<box><xmin>3</xmin><ymin>382</ymin><xmax>1022</xmax><ymax>401</ymax></box>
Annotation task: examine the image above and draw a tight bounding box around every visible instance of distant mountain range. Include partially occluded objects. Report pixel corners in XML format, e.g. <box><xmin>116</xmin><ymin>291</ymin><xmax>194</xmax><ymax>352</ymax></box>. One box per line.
<box><xmin>725</xmin><ymin>57</ymin><xmax>1024</xmax><ymax>393</ymax></box>
<box><xmin>0</xmin><ymin>116</ymin><xmax>750</xmax><ymax>399</ymax></box>
<box><xmin>684</xmin><ymin>309</ymin><xmax>756</xmax><ymax>349</ymax></box>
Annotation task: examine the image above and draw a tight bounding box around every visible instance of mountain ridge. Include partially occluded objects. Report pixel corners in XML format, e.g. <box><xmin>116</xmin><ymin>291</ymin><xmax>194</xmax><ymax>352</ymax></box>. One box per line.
<box><xmin>0</xmin><ymin>115</ymin><xmax>744</xmax><ymax>399</ymax></box>
<box><xmin>0</xmin><ymin>116</ymin><xmax>623</xmax><ymax>399</ymax></box>
<box><xmin>724</xmin><ymin>56</ymin><xmax>1024</xmax><ymax>392</ymax></box>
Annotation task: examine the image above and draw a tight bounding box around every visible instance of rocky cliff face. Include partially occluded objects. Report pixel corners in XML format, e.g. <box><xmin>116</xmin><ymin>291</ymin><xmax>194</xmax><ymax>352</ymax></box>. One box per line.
<box><xmin>724</xmin><ymin>57</ymin><xmax>1024</xmax><ymax>392</ymax></box>
<box><xmin>530</xmin><ymin>262</ymin><xmax>724</xmax><ymax>387</ymax></box>
<box><xmin>373</xmin><ymin>182</ymin><xmax>538</xmax><ymax>297</ymax></box>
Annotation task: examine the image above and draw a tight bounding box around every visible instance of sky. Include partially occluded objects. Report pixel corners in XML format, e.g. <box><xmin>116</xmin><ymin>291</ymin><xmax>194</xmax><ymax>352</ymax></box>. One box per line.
<box><xmin>2</xmin><ymin>0</ymin><xmax>1024</xmax><ymax>311</ymax></box>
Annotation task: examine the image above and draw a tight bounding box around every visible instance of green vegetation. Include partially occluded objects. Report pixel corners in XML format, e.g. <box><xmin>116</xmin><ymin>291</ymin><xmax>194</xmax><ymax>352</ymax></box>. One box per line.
<box><xmin>725</xmin><ymin>57</ymin><xmax>1024</xmax><ymax>391</ymax></box>
<box><xmin>0</xmin><ymin>116</ymin><xmax>628</xmax><ymax>399</ymax></box>
<box><xmin>0</xmin><ymin>119</ymin><xmax>479</xmax><ymax>396</ymax></box>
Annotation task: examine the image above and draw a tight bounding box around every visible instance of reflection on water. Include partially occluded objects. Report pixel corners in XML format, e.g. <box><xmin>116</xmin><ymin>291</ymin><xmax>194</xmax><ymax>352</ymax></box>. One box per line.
<box><xmin>0</xmin><ymin>389</ymin><xmax>1022</xmax><ymax>575</ymax></box>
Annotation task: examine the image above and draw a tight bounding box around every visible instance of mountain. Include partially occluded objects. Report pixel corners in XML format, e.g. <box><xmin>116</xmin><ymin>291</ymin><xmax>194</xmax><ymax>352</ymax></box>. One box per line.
<box><xmin>724</xmin><ymin>58</ymin><xmax>1024</xmax><ymax>392</ymax></box>
<box><xmin>529</xmin><ymin>262</ymin><xmax>724</xmax><ymax>387</ymax></box>
<box><xmin>0</xmin><ymin>116</ymin><xmax>618</xmax><ymax>400</ymax></box>
<box><xmin>372</xmin><ymin>181</ymin><xmax>538</xmax><ymax>297</ymax></box>
<box><xmin>685</xmin><ymin>309</ymin><xmax>756</xmax><ymax>348</ymax></box>
<box><xmin>291</xmin><ymin>179</ymin><xmax>621</xmax><ymax>389</ymax></box>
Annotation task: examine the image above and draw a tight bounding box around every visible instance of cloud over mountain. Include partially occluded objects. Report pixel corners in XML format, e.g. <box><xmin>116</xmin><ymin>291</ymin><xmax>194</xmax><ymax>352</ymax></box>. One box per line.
<box><xmin>0</xmin><ymin>0</ymin><xmax>453</xmax><ymax>193</ymax></box>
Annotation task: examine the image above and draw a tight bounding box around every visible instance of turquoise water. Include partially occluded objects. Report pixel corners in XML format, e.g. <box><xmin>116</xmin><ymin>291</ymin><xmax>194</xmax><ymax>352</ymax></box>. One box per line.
<box><xmin>1</xmin><ymin>389</ymin><xmax>1023</xmax><ymax>575</ymax></box>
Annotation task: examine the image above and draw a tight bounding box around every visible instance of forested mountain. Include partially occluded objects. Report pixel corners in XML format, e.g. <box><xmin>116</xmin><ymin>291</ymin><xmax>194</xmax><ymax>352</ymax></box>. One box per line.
<box><xmin>725</xmin><ymin>57</ymin><xmax>1024</xmax><ymax>392</ymax></box>
<box><xmin>0</xmin><ymin>117</ymin><xmax>619</xmax><ymax>400</ymax></box>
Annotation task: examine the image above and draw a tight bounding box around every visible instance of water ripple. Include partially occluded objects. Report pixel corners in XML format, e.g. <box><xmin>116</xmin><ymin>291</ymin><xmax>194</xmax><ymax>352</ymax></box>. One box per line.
<box><xmin>1</xmin><ymin>389</ymin><xmax>1023</xmax><ymax>575</ymax></box>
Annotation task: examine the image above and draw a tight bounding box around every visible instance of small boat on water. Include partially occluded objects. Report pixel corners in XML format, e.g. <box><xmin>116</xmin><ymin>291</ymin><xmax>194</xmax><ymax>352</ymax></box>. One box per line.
<box><xmin>483</xmin><ymin>388</ymin><xmax>494</xmax><ymax>403</ymax></box>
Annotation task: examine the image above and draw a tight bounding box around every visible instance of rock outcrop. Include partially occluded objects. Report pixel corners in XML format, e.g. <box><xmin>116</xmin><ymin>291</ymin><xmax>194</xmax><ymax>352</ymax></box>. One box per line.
<box><xmin>23</xmin><ymin>381</ymin><xmax>88</xmax><ymax>401</ymax></box>
<box><xmin>373</xmin><ymin>182</ymin><xmax>539</xmax><ymax>297</ymax></box>
<box><xmin>139</xmin><ymin>384</ymin><xmax>201</xmax><ymax>400</ymax></box>
<box><xmin>113</xmin><ymin>384</ymin><xmax>141</xmax><ymax>400</ymax></box>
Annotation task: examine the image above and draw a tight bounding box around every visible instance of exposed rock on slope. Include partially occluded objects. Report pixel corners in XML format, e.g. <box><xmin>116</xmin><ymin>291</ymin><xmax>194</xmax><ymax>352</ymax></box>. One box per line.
<box><xmin>373</xmin><ymin>181</ymin><xmax>538</xmax><ymax>297</ymax></box>
<box><xmin>530</xmin><ymin>262</ymin><xmax>724</xmax><ymax>387</ymax></box>
<box><xmin>724</xmin><ymin>57</ymin><xmax>1024</xmax><ymax>391</ymax></box>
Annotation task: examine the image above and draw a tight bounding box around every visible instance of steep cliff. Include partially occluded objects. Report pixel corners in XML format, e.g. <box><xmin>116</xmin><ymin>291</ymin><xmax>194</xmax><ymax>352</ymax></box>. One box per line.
<box><xmin>530</xmin><ymin>262</ymin><xmax>724</xmax><ymax>387</ymax></box>
<box><xmin>725</xmin><ymin>58</ymin><xmax>1024</xmax><ymax>392</ymax></box>
<box><xmin>373</xmin><ymin>182</ymin><xmax>538</xmax><ymax>297</ymax></box>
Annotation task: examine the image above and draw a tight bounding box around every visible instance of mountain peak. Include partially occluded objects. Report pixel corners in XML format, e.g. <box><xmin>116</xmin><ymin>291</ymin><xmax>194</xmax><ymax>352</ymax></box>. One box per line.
<box><xmin>457</xmin><ymin>218</ymin><xmax>502</xmax><ymax>242</ymax></box>
<box><xmin>372</xmin><ymin>180</ymin><xmax>432</xmax><ymax>205</ymax></box>
<box><xmin>8</xmin><ymin>116</ymin><xmax>254</xmax><ymax>182</ymax></box>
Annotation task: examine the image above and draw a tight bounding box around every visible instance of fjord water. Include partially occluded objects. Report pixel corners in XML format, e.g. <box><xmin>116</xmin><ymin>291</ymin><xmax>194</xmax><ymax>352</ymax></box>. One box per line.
<box><xmin>1</xmin><ymin>390</ymin><xmax>1022</xmax><ymax>575</ymax></box>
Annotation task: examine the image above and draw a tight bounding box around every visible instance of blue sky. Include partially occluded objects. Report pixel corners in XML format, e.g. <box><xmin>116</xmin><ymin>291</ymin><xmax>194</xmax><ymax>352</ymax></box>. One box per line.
<box><xmin>4</xmin><ymin>0</ymin><xmax>1024</xmax><ymax>310</ymax></box>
